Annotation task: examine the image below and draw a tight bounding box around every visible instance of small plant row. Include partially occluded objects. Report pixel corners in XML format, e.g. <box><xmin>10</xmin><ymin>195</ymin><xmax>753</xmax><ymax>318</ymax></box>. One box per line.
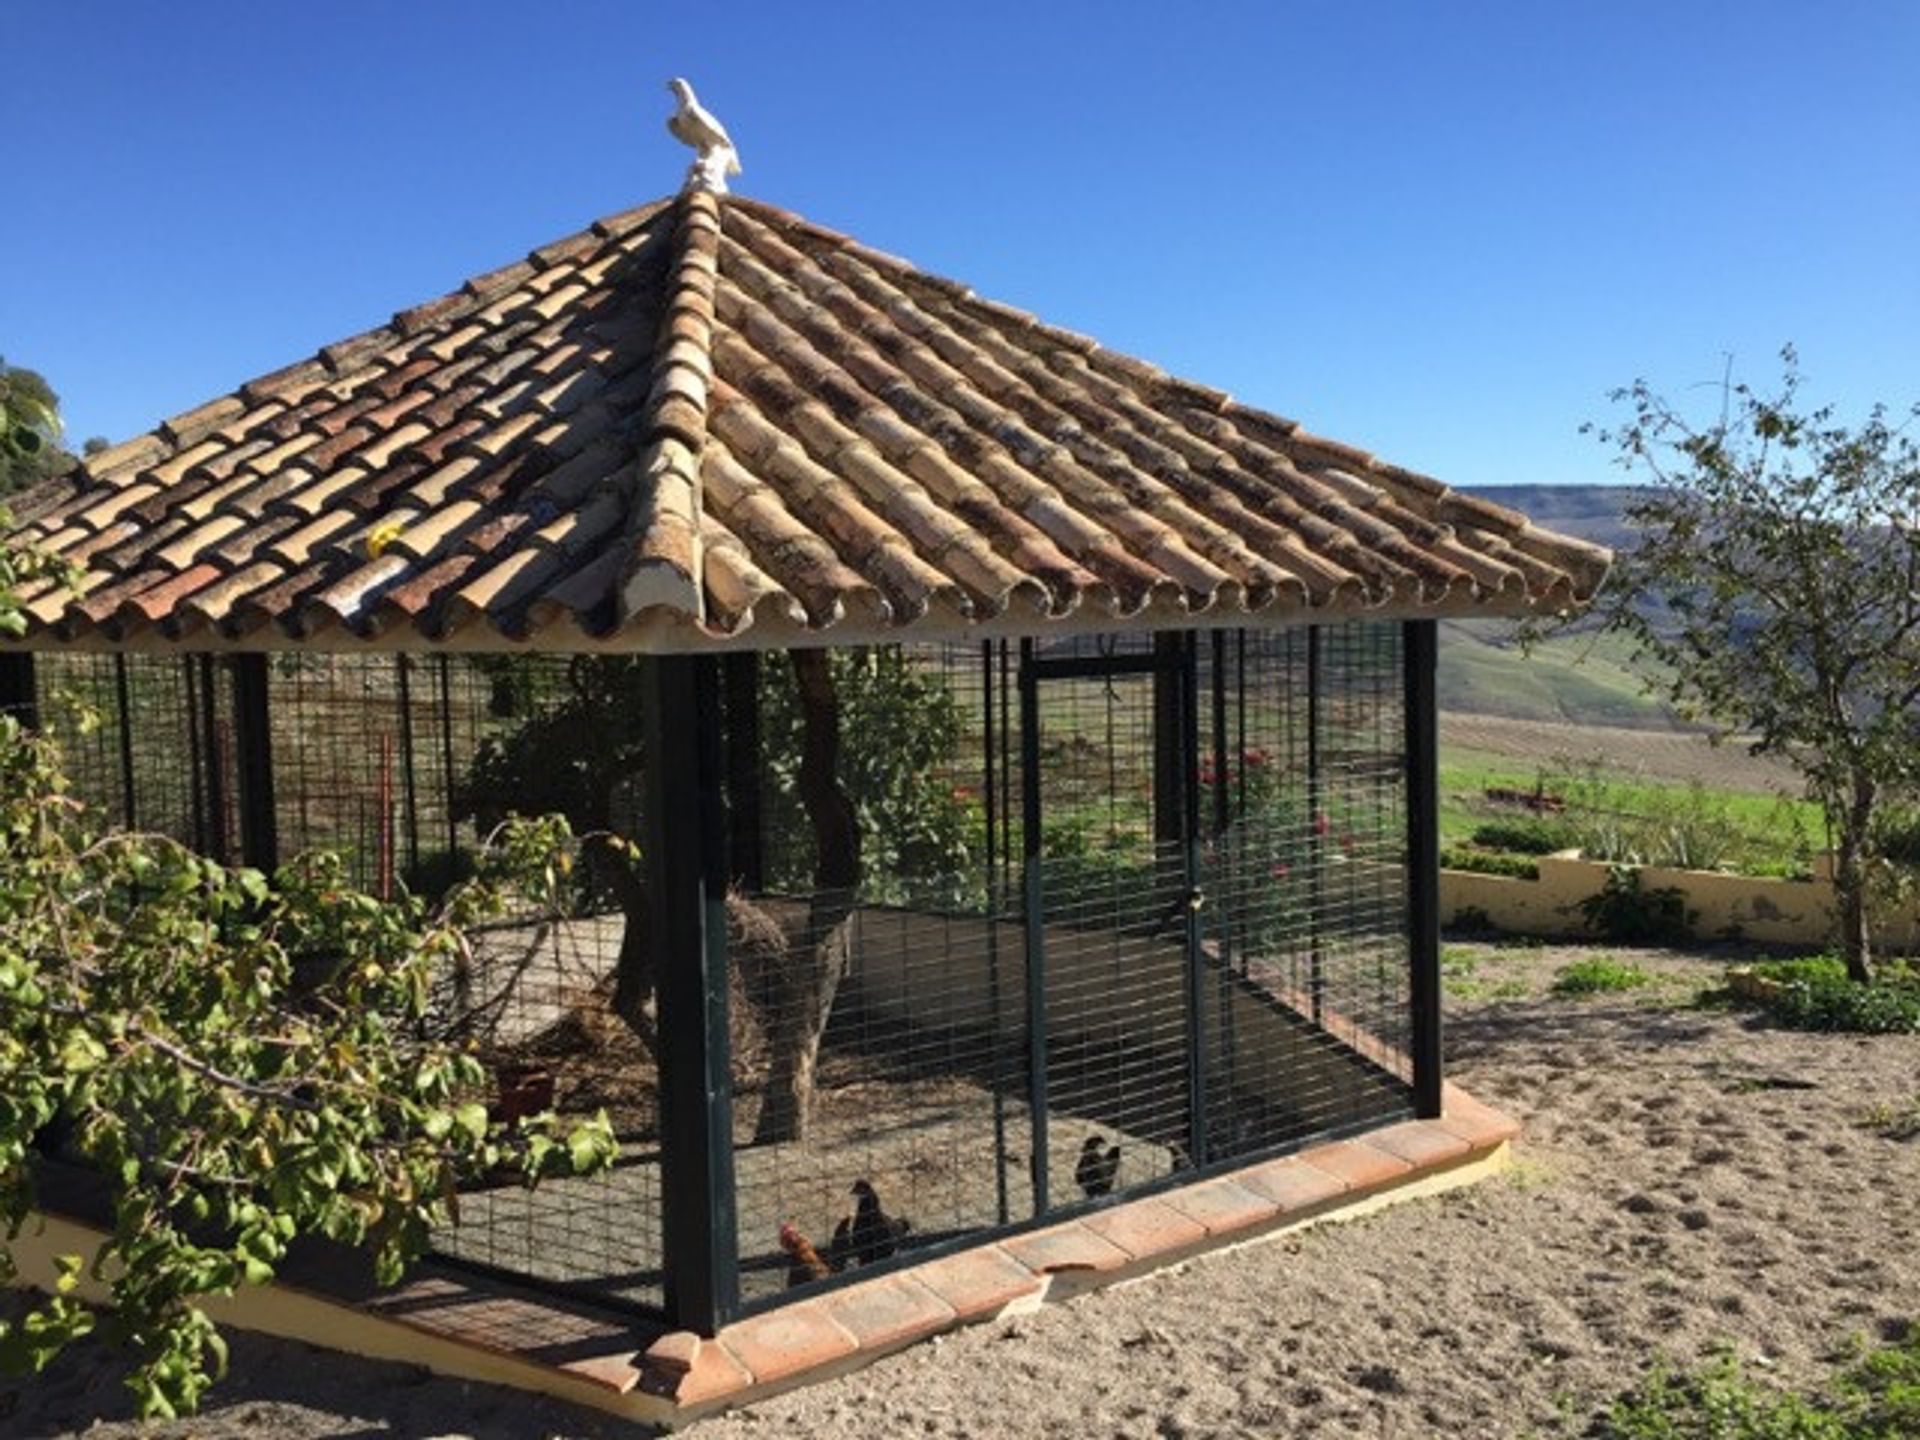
<box><xmin>1445</xmin><ymin>760</ymin><xmax>1830</xmax><ymax>879</ymax></box>
<box><xmin>1732</xmin><ymin>955</ymin><xmax>1920</xmax><ymax>1035</ymax></box>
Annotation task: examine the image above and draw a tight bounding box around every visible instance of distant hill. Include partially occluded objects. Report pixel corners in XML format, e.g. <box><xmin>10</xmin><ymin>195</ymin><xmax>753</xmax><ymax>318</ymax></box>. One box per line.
<box><xmin>1440</xmin><ymin>483</ymin><xmax>1683</xmax><ymax>730</ymax></box>
<box><xmin>1461</xmin><ymin>483</ymin><xmax>1645</xmax><ymax>553</ymax></box>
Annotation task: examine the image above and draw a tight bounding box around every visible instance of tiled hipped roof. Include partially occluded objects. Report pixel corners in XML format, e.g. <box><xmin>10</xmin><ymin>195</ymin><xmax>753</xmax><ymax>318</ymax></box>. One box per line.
<box><xmin>4</xmin><ymin>191</ymin><xmax>1609</xmax><ymax>651</ymax></box>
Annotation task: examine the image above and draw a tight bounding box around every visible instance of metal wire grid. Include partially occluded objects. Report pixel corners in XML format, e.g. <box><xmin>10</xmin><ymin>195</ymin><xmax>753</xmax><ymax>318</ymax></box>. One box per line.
<box><xmin>729</xmin><ymin>644</ymin><xmax>1031</xmax><ymax>1302</ymax></box>
<box><xmin>1197</xmin><ymin>625</ymin><xmax>1415</xmax><ymax>1165</ymax></box>
<box><xmin>732</xmin><ymin>627</ymin><xmax>1418</xmax><ymax>1304</ymax></box>
<box><xmin>1026</xmin><ymin>635</ymin><xmax>1197</xmax><ymax>1200</ymax></box>
<box><xmin>23</xmin><ymin>627</ymin><xmax>1421</xmax><ymax>1323</ymax></box>
<box><xmin>427</xmin><ymin>903</ymin><xmax>665</xmax><ymax>1312</ymax></box>
<box><xmin>28</xmin><ymin>654</ymin><xmax>234</xmax><ymax>854</ymax></box>
<box><xmin>24</xmin><ymin>650</ymin><xmax>666</xmax><ymax>1314</ymax></box>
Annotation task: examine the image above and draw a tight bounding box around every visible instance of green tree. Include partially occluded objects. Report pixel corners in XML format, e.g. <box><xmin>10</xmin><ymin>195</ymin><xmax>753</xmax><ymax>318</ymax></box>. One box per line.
<box><xmin>0</xmin><ymin>713</ymin><xmax>617</xmax><ymax>1417</ymax></box>
<box><xmin>458</xmin><ymin>649</ymin><xmax>973</xmax><ymax>1142</ymax></box>
<box><xmin>0</xmin><ymin>358</ymin><xmax>73</xmax><ymax>496</ymax></box>
<box><xmin>1581</xmin><ymin>349</ymin><xmax>1920</xmax><ymax>982</ymax></box>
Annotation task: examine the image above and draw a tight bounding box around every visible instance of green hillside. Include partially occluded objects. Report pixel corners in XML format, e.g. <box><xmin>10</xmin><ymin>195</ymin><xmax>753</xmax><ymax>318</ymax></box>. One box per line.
<box><xmin>1431</xmin><ymin>484</ymin><xmax>1684</xmax><ymax>728</ymax></box>
<box><xmin>1438</xmin><ymin>620</ymin><xmax>1679</xmax><ymax>729</ymax></box>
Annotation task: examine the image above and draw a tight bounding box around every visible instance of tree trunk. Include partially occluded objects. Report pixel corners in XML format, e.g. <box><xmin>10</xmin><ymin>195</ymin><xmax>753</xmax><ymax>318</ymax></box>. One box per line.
<box><xmin>1833</xmin><ymin>777</ymin><xmax>1877</xmax><ymax>985</ymax></box>
<box><xmin>752</xmin><ymin>650</ymin><xmax>860</xmax><ymax>1145</ymax></box>
<box><xmin>602</xmin><ymin>838</ymin><xmax>662</xmax><ymax>1059</ymax></box>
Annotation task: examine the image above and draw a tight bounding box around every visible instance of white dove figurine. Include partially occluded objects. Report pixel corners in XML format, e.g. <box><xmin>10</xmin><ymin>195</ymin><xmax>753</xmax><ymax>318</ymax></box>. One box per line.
<box><xmin>666</xmin><ymin>78</ymin><xmax>742</xmax><ymax>193</ymax></box>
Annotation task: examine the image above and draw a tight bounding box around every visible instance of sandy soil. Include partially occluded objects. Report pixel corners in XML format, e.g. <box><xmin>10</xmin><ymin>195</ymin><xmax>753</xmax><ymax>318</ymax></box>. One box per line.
<box><xmin>1441</xmin><ymin>712</ymin><xmax>1802</xmax><ymax>794</ymax></box>
<box><xmin>6</xmin><ymin>940</ymin><xmax>1917</xmax><ymax>1439</ymax></box>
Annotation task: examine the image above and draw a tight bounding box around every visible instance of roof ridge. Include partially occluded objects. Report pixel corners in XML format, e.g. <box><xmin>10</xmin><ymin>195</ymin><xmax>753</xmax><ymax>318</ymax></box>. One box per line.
<box><xmin>619</xmin><ymin>189</ymin><xmax>722</xmax><ymax>623</ymax></box>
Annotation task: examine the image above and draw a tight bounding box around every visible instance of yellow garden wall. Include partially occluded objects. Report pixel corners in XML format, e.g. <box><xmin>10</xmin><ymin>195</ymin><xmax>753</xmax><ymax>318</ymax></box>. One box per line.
<box><xmin>1440</xmin><ymin>852</ymin><xmax>1920</xmax><ymax>950</ymax></box>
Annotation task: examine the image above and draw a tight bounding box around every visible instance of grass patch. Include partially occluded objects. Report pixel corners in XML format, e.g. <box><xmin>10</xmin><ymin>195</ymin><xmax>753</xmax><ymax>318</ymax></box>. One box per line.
<box><xmin>1438</xmin><ymin>753</ymin><xmax>1821</xmax><ymax>878</ymax></box>
<box><xmin>1599</xmin><ymin>1329</ymin><xmax>1920</xmax><ymax>1439</ymax></box>
<box><xmin>1440</xmin><ymin>943</ymin><xmax>1532</xmax><ymax>1001</ymax></box>
<box><xmin>1438</xmin><ymin>621</ymin><xmax>1675</xmax><ymax>728</ymax></box>
<box><xmin>1552</xmin><ymin>954</ymin><xmax>1655</xmax><ymax>997</ymax></box>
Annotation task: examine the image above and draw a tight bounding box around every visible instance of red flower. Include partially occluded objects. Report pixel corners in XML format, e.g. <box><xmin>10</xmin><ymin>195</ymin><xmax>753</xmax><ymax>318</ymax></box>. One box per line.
<box><xmin>1312</xmin><ymin>811</ymin><xmax>1331</xmax><ymax>836</ymax></box>
<box><xmin>1270</xmin><ymin>862</ymin><xmax>1291</xmax><ymax>881</ymax></box>
<box><xmin>1243</xmin><ymin>747</ymin><xmax>1270</xmax><ymax>768</ymax></box>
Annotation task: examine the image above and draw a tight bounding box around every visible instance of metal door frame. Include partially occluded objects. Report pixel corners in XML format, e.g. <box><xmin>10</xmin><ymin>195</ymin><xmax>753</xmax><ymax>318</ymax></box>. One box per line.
<box><xmin>1015</xmin><ymin>633</ymin><xmax>1207</xmax><ymax>1215</ymax></box>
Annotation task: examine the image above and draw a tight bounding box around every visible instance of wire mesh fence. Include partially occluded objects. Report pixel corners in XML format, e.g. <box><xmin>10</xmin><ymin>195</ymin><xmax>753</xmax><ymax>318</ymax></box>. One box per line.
<box><xmin>18</xmin><ymin>649</ymin><xmax>667</xmax><ymax>1314</ymax></box>
<box><xmin>18</xmin><ymin>621</ymin><xmax>1423</xmax><ymax>1323</ymax></box>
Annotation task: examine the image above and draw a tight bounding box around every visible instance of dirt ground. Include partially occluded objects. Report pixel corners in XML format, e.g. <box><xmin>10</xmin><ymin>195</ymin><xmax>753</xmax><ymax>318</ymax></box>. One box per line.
<box><xmin>6</xmin><ymin>939</ymin><xmax>1917</xmax><ymax>1439</ymax></box>
<box><xmin>1440</xmin><ymin>711</ymin><xmax>1802</xmax><ymax>794</ymax></box>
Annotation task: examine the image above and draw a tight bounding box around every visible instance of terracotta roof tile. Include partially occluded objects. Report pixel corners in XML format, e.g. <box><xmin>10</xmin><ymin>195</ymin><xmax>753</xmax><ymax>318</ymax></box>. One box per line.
<box><xmin>3</xmin><ymin>189</ymin><xmax>1608</xmax><ymax>651</ymax></box>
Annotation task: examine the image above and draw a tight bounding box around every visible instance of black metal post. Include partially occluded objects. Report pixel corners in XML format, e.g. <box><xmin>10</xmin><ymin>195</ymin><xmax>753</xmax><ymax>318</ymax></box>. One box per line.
<box><xmin>1175</xmin><ymin>633</ymin><xmax>1209</xmax><ymax>1169</ymax></box>
<box><xmin>981</xmin><ymin>643</ymin><xmax>1009</xmax><ymax>1225</ymax></box>
<box><xmin>1208</xmin><ymin>629</ymin><xmax>1236</xmax><ymax>1145</ymax></box>
<box><xmin>1151</xmin><ymin>632</ymin><xmax>1186</xmax><ymax>847</ymax></box>
<box><xmin>1017</xmin><ymin>640</ymin><xmax>1049</xmax><ymax>1216</ymax></box>
<box><xmin>437</xmin><ymin>657</ymin><xmax>459</xmax><ymax>858</ymax></box>
<box><xmin>396</xmin><ymin>655</ymin><xmax>421</xmax><ymax>877</ymax></box>
<box><xmin>1403</xmin><ymin>620</ymin><xmax>1443</xmax><ymax>1119</ymax></box>
<box><xmin>0</xmin><ymin>651</ymin><xmax>36</xmax><ymax>728</ymax></box>
<box><xmin>229</xmin><ymin>654</ymin><xmax>279</xmax><ymax>874</ymax></box>
<box><xmin>1306</xmin><ymin>626</ymin><xmax>1324</xmax><ymax>1023</ymax></box>
<box><xmin>721</xmin><ymin>652</ymin><xmax>763</xmax><ymax>891</ymax></box>
<box><xmin>183</xmin><ymin>658</ymin><xmax>210</xmax><ymax>857</ymax></box>
<box><xmin>644</xmin><ymin>654</ymin><xmax>739</xmax><ymax>1334</ymax></box>
<box><xmin>114</xmin><ymin>657</ymin><xmax>139</xmax><ymax>828</ymax></box>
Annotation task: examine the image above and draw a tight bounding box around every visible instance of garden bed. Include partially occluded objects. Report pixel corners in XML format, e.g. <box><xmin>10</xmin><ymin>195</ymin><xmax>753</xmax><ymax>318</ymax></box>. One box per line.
<box><xmin>1442</xmin><ymin>849</ymin><xmax>1920</xmax><ymax>950</ymax></box>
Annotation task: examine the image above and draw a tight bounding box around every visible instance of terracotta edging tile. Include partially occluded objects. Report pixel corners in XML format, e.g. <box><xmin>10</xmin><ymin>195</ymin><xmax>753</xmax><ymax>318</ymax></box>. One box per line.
<box><xmin>911</xmin><ymin>1245</ymin><xmax>1045</xmax><ymax>1321</ymax></box>
<box><xmin>1366</xmin><ymin>1119</ymin><xmax>1473</xmax><ymax>1170</ymax></box>
<box><xmin>639</xmin><ymin>1331</ymin><xmax>754</xmax><ymax>1406</ymax></box>
<box><xmin>1236</xmin><ymin>1155</ymin><xmax>1348</xmax><ymax>1215</ymax></box>
<box><xmin>817</xmin><ymin>1274</ymin><xmax>957</xmax><ymax>1351</ymax></box>
<box><xmin>1298</xmin><ymin>1138</ymin><xmax>1414</xmax><ymax>1193</ymax></box>
<box><xmin>718</xmin><ymin>1301</ymin><xmax>859</xmax><ymax>1386</ymax></box>
<box><xmin>1001</xmin><ymin>1222</ymin><xmax>1132</xmax><ymax>1276</ymax></box>
<box><xmin>1080</xmin><ymin>1198</ymin><xmax>1210</xmax><ymax>1264</ymax></box>
<box><xmin>559</xmin><ymin>1351</ymin><xmax>642</xmax><ymax>1394</ymax></box>
<box><xmin>1438</xmin><ymin>1091</ymin><xmax>1522</xmax><ymax>1152</ymax></box>
<box><xmin>1162</xmin><ymin>1177</ymin><xmax>1281</xmax><ymax>1237</ymax></box>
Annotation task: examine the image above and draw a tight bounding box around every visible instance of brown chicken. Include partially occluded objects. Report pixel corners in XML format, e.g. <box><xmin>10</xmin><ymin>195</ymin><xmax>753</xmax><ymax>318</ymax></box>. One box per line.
<box><xmin>777</xmin><ymin>1221</ymin><xmax>832</xmax><ymax>1288</ymax></box>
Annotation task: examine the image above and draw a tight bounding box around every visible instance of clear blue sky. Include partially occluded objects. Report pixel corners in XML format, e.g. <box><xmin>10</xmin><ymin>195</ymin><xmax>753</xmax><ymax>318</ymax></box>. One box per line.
<box><xmin>5</xmin><ymin>2</ymin><xmax>1915</xmax><ymax>488</ymax></box>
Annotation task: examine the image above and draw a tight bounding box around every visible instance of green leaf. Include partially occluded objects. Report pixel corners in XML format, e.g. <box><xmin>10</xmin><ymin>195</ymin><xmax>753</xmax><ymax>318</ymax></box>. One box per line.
<box><xmin>452</xmin><ymin>1102</ymin><xmax>489</xmax><ymax>1144</ymax></box>
<box><xmin>58</xmin><ymin>1031</ymin><xmax>108</xmax><ymax>1072</ymax></box>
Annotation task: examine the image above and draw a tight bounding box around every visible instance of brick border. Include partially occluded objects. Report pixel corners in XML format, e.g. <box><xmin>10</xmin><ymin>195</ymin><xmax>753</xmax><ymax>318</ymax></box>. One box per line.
<box><xmin>16</xmin><ymin>1086</ymin><xmax>1517</xmax><ymax>1430</ymax></box>
<box><xmin>636</xmin><ymin>1083</ymin><xmax>1518</xmax><ymax>1420</ymax></box>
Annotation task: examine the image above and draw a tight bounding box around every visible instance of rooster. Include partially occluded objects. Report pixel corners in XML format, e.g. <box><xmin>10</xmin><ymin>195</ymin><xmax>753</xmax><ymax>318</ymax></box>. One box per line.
<box><xmin>848</xmin><ymin>1179</ymin><xmax>911</xmax><ymax>1266</ymax></box>
<box><xmin>777</xmin><ymin>1221</ymin><xmax>832</xmax><ymax>1288</ymax></box>
<box><xmin>1075</xmin><ymin>1134</ymin><xmax>1122</xmax><ymax>1198</ymax></box>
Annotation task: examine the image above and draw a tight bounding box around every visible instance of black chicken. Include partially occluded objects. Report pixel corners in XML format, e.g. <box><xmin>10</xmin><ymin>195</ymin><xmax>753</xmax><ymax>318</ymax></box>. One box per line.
<box><xmin>825</xmin><ymin>1215</ymin><xmax>855</xmax><ymax>1273</ymax></box>
<box><xmin>1075</xmin><ymin>1134</ymin><xmax>1122</xmax><ymax>1198</ymax></box>
<box><xmin>848</xmin><ymin>1179</ymin><xmax>911</xmax><ymax>1265</ymax></box>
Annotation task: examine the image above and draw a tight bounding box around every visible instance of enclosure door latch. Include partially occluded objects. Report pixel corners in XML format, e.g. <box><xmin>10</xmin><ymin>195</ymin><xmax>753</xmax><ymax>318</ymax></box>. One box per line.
<box><xmin>1149</xmin><ymin>887</ymin><xmax>1205</xmax><ymax>937</ymax></box>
